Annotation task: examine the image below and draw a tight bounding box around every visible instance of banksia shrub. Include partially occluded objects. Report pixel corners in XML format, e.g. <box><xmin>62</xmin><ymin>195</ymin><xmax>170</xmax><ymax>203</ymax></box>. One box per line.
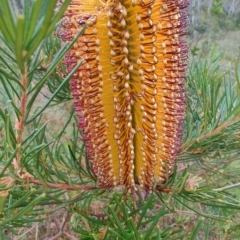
<box><xmin>2</xmin><ymin>0</ymin><xmax>240</xmax><ymax>239</ymax></box>
<box><xmin>59</xmin><ymin>0</ymin><xmax>189</xmax><ymax>191</ymax></box>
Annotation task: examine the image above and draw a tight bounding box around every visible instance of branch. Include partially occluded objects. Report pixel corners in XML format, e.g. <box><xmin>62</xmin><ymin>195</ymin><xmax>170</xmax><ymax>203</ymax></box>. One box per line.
<box><xmin>182</xmin><ymin>115</ymin><xmax>240</xmax><ymax>152</ymax></box>
<box><xmin>26</xmin><ymin>177</ymin><xmax>172</xmax><ymax>193</ymax></box>
<box><xmin>196</xmin><ymin>115</ymin><xmax>240</xmax><ymax>142</ymax></box>
<box><xmin>28</xmin><ymin>178</ymin><xmax>99</xmax><ymax>191</ymax></box>
<box><xmin>15</xmin><ymin>65</ymin><xmax>28</xmax><ymax>164</ymax></box>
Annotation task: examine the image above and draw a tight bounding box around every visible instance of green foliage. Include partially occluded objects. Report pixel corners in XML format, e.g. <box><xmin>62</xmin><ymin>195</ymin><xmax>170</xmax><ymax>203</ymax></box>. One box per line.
<box><xmin>0</xmin><ymin>1</ymin><xmax>240</xmax><ymax>239</ymax></box>
<box><xmin>211</xmin><ymin>0</ymin><xmax>224</xmax><ymax>15</ymax></box>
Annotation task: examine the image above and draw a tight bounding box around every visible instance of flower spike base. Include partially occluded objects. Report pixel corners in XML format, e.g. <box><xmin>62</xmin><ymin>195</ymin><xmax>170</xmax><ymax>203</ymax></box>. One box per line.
<box><xmin>59</xmin><ymin>0</ymin><xmax>189</xmax><ymax>191</ymax></box>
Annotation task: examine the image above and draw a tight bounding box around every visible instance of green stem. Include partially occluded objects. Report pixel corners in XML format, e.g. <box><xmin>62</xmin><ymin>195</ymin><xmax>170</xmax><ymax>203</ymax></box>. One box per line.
<box><xmin>214</xmin><ymin>182</ymin><xmax>240</xmax><ymax>192</ymax></box>
<box><xmin>16</xmin><ymin>65</ymin><xmax>28</xmax><ymax>164</ymax></box>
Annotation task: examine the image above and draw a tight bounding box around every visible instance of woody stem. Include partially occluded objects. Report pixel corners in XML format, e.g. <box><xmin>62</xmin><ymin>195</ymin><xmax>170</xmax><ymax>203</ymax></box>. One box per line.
<box><xmin>16</xmin><ymin>65</ymin><xmax>28</xmax><ymax>165</ymax></box>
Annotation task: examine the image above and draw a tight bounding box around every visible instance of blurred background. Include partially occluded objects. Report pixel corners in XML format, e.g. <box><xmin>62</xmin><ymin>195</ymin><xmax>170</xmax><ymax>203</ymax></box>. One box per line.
<box><xmin>188</xmin><ymin>0</ymin><xmax>240</xmax><ymax>62</ymax></box>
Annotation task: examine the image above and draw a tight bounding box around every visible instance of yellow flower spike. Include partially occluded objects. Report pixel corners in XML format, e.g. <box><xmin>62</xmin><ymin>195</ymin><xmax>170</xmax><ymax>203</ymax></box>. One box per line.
<box><xmin>59</xmin><ymin>0</ymin><xmax>189</xmax><ymax>191</ymax></box>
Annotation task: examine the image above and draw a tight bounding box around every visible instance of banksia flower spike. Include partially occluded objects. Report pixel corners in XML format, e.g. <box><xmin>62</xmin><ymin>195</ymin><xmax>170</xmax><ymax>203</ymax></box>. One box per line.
<box><xmin>59</xmin><ymin>0</ymin><xmax>189</xmax><ymax>191</ymax></box>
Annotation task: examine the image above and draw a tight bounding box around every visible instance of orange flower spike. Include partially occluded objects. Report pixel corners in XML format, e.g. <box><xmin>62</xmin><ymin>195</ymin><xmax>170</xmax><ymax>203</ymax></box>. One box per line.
<box><xmin>59</xmin><ymin>0</ymin><xmax>189</xmax><ymax>191</ymax></box>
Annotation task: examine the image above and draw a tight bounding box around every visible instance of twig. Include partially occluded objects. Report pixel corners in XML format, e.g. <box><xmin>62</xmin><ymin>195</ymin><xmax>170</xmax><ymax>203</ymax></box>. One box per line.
<box><xmin>60</xmin><ymin>211</ymin><xmax>69</xmax><ymax>233</ymax></box>
<box><xmin>14</xmin><ymin>223</ymin><xmax>39</xmax><ymax>240</ymax></box>
<box><xmin>182</xmin><ymin>115</ymin><xmax>240</xmax><ymax>151</ymax></box>
<box><xmin>81</xmin><ymin>216</ymin><xmax>91</xmax><ymax>231</ymax></box>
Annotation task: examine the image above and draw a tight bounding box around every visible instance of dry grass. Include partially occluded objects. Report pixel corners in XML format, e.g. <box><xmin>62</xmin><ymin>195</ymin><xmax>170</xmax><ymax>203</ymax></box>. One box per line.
<box><xmin>218</xmin><ymin>31</ymin><xmax>240</xmax><ymax>62</ymax></box>
<box><xmin>189</xmin><ymin>30</ymin><xmax>240</xmax><ymax>64</ymax></box>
